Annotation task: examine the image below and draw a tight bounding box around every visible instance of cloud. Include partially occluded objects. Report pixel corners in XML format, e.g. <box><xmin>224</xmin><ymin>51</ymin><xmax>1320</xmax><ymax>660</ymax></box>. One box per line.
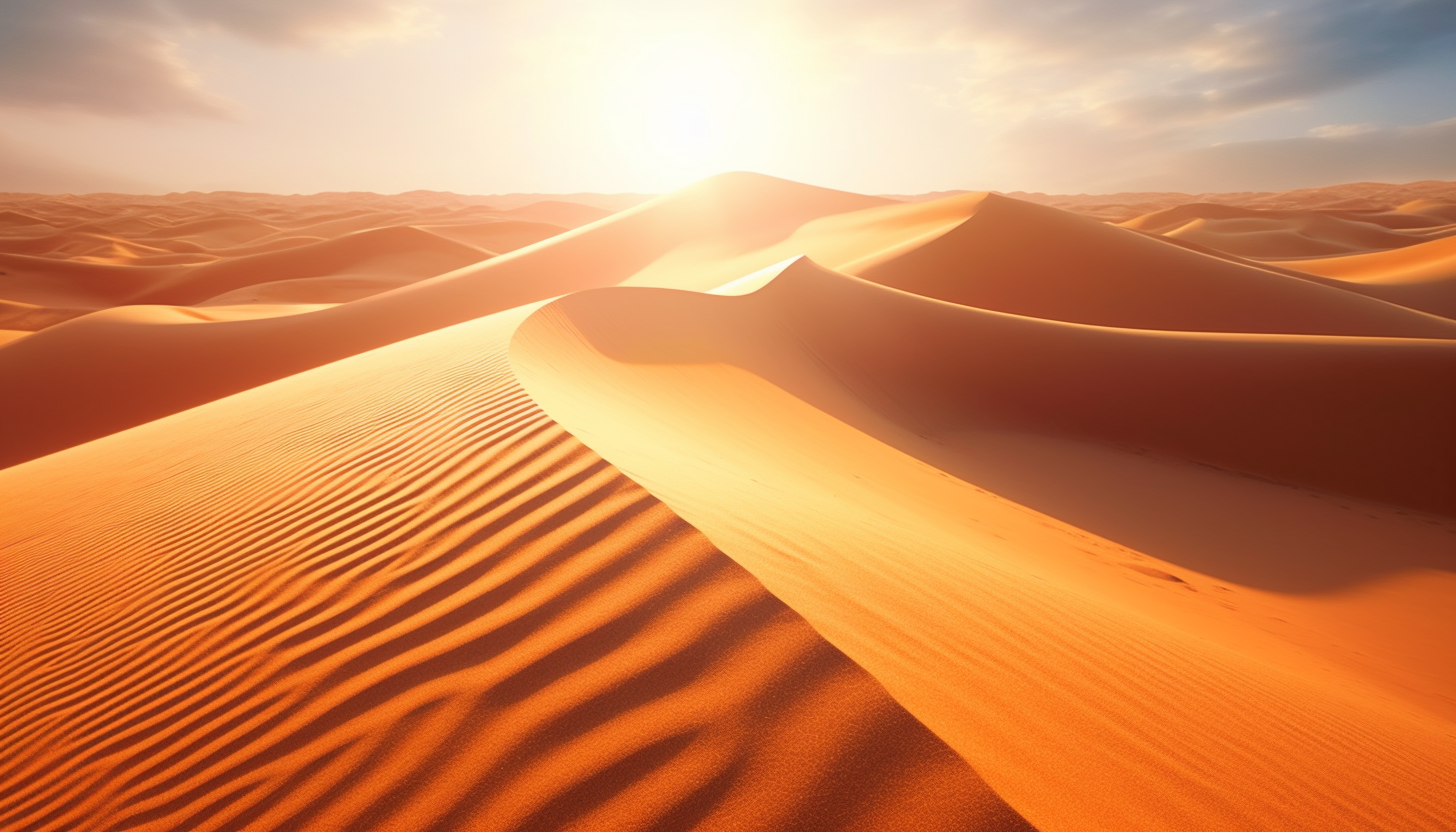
<box><xmin>0</xmin><ymin>0</ymin><xmax>426</xmax><ymax>117</ymax></box>
<box><xmin>979</xmin><ymin>115</ymin><xmax>1456</xmax><ymax>194</ymax></box>
<box><xmin>797</xmin><ymin>0</ymin><xmax>1456</xmax><ymax>128</ymax></box>
<box><xmin>1141</xmin><ymin>117</ymin><xmax>1456</xmax><ymax>192</ymax></box>
<box><xmin>1307</xmin><ymin>123</ymin><xmax>1378</xmax><ymax>139</ymax></box>
<box><xmin>169</xmin><ymin>0</ymin><xmax>428</xmax><ymax>47</ymax></box>
<box><xmin>1105</xmin><ymin>0</ymin><xmax>1456</xmax><ymax>125</ymax></box>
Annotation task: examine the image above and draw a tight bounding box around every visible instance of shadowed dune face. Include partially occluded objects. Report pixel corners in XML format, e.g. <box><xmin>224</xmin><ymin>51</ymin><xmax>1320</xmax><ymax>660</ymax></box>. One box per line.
<box><xmin>851</xmin><ymin>194</ymin><xmax>1456</xmax><ymax>338</ymax></box>
<box><xmin>0</xmin><ymin>309</ymin><xmax>1026</xmax><ymax>832</ymax></box>
<box><xmin>2</xmin><ymin>175</ymin><xmax>1454</xmax><ymax>832</ymax></box>
<box><xmin>535</xmin><ymin>258</ymin><xmax>1456</xmax><ymax>516</ymax></box>
<box><xmin>1270</xmin><ymin>235</ymin><xmax>1456</xmax><ymax>320</ymax></box>
<box><xmin>511</xmin><ymin>254</ymin><xmax>1456</xmax><ymax>832</ymax></box>
<box><xmin>0</xmin><ymin>174</ymin><xmax>899</xmax><ymax>469</ymax></box>
<box><xmin>4</xmin><ymin>175</ymin><xmax>1456</xmax><ymax>470</ymax></box>
<box><xmin>0</xmin><ymin>190</ymin><xmax>593</xmax><ymax>321</ymax></box>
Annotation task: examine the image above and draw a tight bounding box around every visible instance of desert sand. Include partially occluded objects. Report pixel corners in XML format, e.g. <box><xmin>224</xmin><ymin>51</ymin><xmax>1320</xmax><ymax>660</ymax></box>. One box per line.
<box><xmin>2</xmin><ymin>174</ymin><xmax>1453</xmax><ymax>831</ymax></box>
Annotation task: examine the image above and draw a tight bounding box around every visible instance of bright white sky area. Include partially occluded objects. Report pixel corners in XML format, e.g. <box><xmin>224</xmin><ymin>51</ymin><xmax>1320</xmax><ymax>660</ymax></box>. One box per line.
<box><xmin>1</xmin><ymin>0</ymin><xmax>1453</xmax><ymax>195</ymax></box>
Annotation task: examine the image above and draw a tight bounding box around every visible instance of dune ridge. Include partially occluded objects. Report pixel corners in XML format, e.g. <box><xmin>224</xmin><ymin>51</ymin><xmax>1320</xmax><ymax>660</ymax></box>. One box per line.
<box><xmin>1271</xmin><ymin>235</ymin><xmax>1456</xmax><ymax>319</ymax></box>
<box><xmin>611</xmin><ymin>257</ymin><xmax>1456</xmax><ymax>512</ymax></box>
<box><xmin>3</xmin><ymin>174</ymin><xmax>1453</xmax><ymax>832</ymax></box>
<box><xmin>0</xmin><ymin>174</ymin><xmax>899</xmax><ymax>467</ymax></box>
<box><xmin>0</xmin><ymin>190</ymin><xmax>599</xmax><ymax>317</ymax></box>
<box><xmin>9</xmin><ymin>174</ymin><xmax>1455</xmax><ymax>470</ymax></box>
<box><xmin>0</xmin><ymin>307</ymin><xmax>1024</xmax><ymax>832</ymax></box>
<box><xmin>988</xmin><ymin>179</ymin><xmax>1456</xmax><ymax>221</ymax></box>
<box><xmin>510</xmin><ymin>256</ymin><xmax>1455</xmax><ymax>832</ymax></box>
<box><xmin>850</xmin><ymin>193</ymin><xmax>1456</xmax><ymax>338</ymax></box>
<box><xmin>1118</xmin><ymin>202</ymin><xmax>1455</xmax><ymax>258</ymax></box>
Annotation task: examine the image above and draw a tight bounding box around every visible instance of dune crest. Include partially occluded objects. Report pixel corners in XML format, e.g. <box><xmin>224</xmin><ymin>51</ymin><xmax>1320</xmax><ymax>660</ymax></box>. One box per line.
<box><xmin>511</xmin><ymin>255</ymin><xmax>1455</xmax><ymax>832</ymax></box>
<box><xmin>848</xmin><ymin>193</ymin><xmax>1456</xmax><ymax>337</ymax></box>
<box><xmin>1271</xmin><ymin>235</ymin><xmax>1456</xmax><ymax>319</ymax></box>
<box><xmin>3</xmin><ymin>175</ymin><xmax>1453</xmax><ymax>831</ymax></box>
<box><xmin>0</xmin><ymin>308</ymin><xmax>1025</xmax><ymax>832</ymax></box>
<box><xmin>0</xmin><ymin>173</ymin><xmax>905</xmax><ymax>467</ymax></box>
<box><xmin>1117</xmin><ymin>201</ymin><xmax>1455</xmax><ymax>258</ymax></box>
<box><xmin>9</xmin><ymin>175</ymin><xmax>1456</xmax><ymax>469</ymax></box>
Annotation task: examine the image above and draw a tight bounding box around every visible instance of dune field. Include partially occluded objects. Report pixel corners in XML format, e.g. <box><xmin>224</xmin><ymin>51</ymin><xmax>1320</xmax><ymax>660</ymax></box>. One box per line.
<box><xmin>1</xmin><ymin>174</ymin><xmax>1453</xmax><ymax>831</ymax></box>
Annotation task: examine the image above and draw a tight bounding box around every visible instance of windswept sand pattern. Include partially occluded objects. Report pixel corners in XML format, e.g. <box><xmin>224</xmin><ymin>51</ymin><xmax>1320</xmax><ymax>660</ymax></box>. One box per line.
<box><xmin>3</xmin><ymin>175</ymin><xmax>1453</xmax><ymax>832</ymax></box>
<box><xmin>512</xmin><ymin>256</ymin><xmax>1456</xmax><ymax>832</ymax></box>
<box><xmin>0</xmin><ymin>309</ymin><xmax>1025</xmax><ymax>831</ymax></box>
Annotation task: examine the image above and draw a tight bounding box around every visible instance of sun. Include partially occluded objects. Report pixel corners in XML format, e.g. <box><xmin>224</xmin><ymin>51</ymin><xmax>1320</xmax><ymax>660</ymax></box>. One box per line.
<box><xmin>595</xmin><ymin>36</ymin><xmax>767</xmax><ymax>183</ymax></box>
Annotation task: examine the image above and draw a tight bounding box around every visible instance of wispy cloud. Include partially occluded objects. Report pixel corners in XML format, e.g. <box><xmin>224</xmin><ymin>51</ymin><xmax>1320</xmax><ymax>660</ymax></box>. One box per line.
<box><xmin>1103</xmin><ymin>0</ymin><xmax>1456</xmax><ymax>126</ymax></box>
<box><xmin>798</xmin><ymin>0</ymin><xmax>1456</xmax><ymax>127</ymax></box>
<box><xmin>0</xmin><ymin>0</ymin><xmax>428</xmax><ymax>116</ymax></box>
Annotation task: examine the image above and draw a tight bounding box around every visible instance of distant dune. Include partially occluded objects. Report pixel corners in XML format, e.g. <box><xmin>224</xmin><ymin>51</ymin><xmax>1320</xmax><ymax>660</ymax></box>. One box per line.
<box><xmin>2</xmin><ymin>175</ymin><xmax>1452</xmax><ymax>832</ymax></box>
<box><xmin>886</xmin><ymin>180</ymin><xmax>1456</xmax><ymax>221</ymax></box>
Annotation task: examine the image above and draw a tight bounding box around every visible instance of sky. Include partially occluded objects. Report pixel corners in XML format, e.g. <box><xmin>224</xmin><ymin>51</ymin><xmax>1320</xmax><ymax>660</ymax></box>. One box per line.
<box><xmin>1</xmin><ymin>0</ymin><xmax>1453</xmax><ymax>196</ymax></box>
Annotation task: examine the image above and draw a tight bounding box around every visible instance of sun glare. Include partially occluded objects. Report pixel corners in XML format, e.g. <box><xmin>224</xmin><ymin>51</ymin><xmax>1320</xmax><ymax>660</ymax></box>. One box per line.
<box><xmin>597</xmin><ymin>37</ymin><xmax>767</xmax><ymax>184</ymax></box>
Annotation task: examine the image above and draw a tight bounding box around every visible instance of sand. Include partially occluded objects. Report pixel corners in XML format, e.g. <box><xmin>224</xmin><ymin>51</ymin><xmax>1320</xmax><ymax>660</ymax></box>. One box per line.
<box><xmin>512</xmin><ymin>257</ymin><xmax>1455</xmax><ymax>831</ymax></box>
<box><xmin>0</xmin><ymin>307</ymin><xmax>1026</xmax><ymax>832</ymax></box>
<box><xmin>1118</xmin><ymin>202</ymin><xmax>1456</xmax><ymax>259</ymax></box>
<box><xmin>989</xmin><ymin>180</ymin><xmax>1456</xmax><ymax>221</ymax></box>
<box><xmin>1270</xmin><ymin>235</ymin><xmax>1456</xmax><ymax>319</ymax></box>
<box><xmin>7</xmin><ymin>177</ymin><xmax>1453</xmax><ymax>469</ymax></box>
<box><xmin>2</xmin><ymin>174</ymin><xmax>1453</xmax><ymax>831</ymax></box>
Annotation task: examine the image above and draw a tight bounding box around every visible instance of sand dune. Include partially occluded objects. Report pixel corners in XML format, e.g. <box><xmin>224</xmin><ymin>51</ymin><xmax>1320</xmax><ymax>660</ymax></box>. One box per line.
<box><xmin>6</xmin><ymin>174</ymin><xmax>1455</xmax><ymax>467</ymax></box>
<box><xmin>0</xmin><ymin>191</ymin><xmax>613</xmax><ymax>465</ymax></box>
<box><xmin>1397</xmin><ymin>198</ymin><xmax>1456</xmax><ymax>224</ymax></box>
<box><xmin>0</xmin><ymin>307</ymin><xmax>1023</xmax><ymax>832</ymax></box>
<box><xmin>0</xmin><ymin>210</ymin><xmax>51</xmax><ymax>228</ymax></box>
<box><xmin>0</xmin><ymin>225</ymin><xmax>494</xmax><ymax>323</ymax></box>
<box><xmin>1118</xmin><ymin>202</ymin><xmax>1455</xmax><ymax>258</ymax></box>
<box><xmin>630</xmin><ymin>257</ymin><xmax>1456</xmax><ymax>511</ymax></box>
<box><xmin>0</xmin><ymin>253</ymin><xmax>172</xmax><ymax>307</ymax></box>
<box><xmin>985</xmin><ymin>179</ymin><xmax>1456</xmax><ymax>221</ymax></box>
<box><xmin>496</xmin><ymin>201</ymin><xmax>615</xmax><ymax>228</ymax></box>
<box><xmin>414</xmin><ymin>220</ymin><xmax>563</xmax><ymax>254</ymax></box>
<box><xmin>1272</xmin><ymin>235</ymin><xmax>1456</xmax><ymax>319</ymax></box>
<box><xmin>850</xmin><ymin>193</ymin><xmax>1456</xmax><ymax>337</ymax></box>
<box><xmin>511</xmin><ymin>256</ymin><xmax>1455</xmax><ymax>832</ymax></box>
<box><xmin>0</xmin><ymin>173</ymin><xmax>901</xmax><ymax>466</ymax></box>
<box><xmin>142</xmin><ymin>216</ymin><xmax>284</xmax><ymax>245</ymax></box>
<box><xmin>0</xmin><ymin>231</ymin><xmax>210</xmax><ymax>263</ymax></box>
<box><xmin>127</xmin><ymin>227</ymin><xmax>491</xmax><ymax>306</ymax></box>
<box><xmin>2</xmin><ymin>175</ymin><xmax>1452</xmax><ymax>831</ymax></box>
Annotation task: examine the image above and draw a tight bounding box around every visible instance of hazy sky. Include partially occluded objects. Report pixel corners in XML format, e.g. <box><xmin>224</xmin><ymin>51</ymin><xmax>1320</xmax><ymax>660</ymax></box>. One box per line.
<box><xmin>2</xmin><ymin>0</ymin><xmax>1453</xmax><ymax>195</ymax></box>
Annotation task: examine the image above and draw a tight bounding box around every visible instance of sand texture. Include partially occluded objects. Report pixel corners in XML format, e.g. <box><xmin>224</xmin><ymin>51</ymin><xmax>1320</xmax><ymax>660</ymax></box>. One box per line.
<box><xmin>0</xmin><ymin>308</ymin><xmax>1026</xmax><ymax>832</ymax></box>
<box><xmin>2</xmin><ymin>174</ymin><xmax>1453</xmax><ymax>831</ymax></box>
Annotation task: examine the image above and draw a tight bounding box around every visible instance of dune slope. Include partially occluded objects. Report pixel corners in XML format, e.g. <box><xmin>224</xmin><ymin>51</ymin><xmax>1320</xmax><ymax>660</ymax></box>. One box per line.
<box><xmin>511</xmin><ymin>259</ymin><xmax>1456</xmax><ymax>832</ymax></box>
<box><xmin>0</xmin><ymin>174</ymin><xmax>902</xmax><ymax>468</ymax></box>
<box><xmin>850</xmin><ymin>193</ymin><xmax>1456</xmax><ymax>337</ymax></box>
<box><xmin>8</xmin><ymin>178</ymin><xmax>1456</xmax><ymax>471</ymax></box>
<box><xmin>0</xmin><ymin>306</ymin><xmax>1026</xmax><ymax>832</ymax></box>
<box><xmin>1117</xmin><ymin>201</ymin><xmax>1455</xmax><ymax>258</ymax></box>
<box><xmin>1273</xmin><ymin>235</ymin><xmax>1456</xmax><ymax>319</ymax></box>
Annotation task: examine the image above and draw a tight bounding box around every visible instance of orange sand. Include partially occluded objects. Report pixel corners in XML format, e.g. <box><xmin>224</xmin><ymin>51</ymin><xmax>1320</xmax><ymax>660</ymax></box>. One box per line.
<box><xmin>512</xmin><ymin>258</ymin><xmax>1455</xmax><ymax>831</ymax></box>
<box><xmin>1271</xmin><ymin>235</ymin><xmax>1456</xmax><ymax>319</ymax></box>
<box><xmin>0</xmin><ymin>308</ymin><xmax>1025</xmax><ymax>831</ymax></box>
<box><xmin>2</xmin><ymin>175</ymin><xmax>1453</xmax><ymax>831</ymax></box>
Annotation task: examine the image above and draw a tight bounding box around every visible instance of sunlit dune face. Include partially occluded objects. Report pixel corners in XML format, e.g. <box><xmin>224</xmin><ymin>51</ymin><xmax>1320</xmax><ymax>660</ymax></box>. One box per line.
<box><xmin>595</xmin><ymin>35</ymin><xmax>772</xmax><ymax>183</ymax></box>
